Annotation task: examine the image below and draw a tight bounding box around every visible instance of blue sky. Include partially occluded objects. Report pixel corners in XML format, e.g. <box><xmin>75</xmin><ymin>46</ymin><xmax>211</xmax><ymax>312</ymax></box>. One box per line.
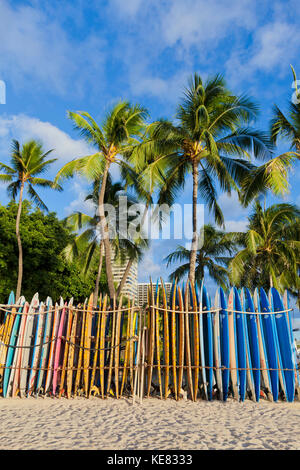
<box><xmin>0</xmin><ymin>0</ymin><xmax>299</xmax><ymax>324</ymax></box>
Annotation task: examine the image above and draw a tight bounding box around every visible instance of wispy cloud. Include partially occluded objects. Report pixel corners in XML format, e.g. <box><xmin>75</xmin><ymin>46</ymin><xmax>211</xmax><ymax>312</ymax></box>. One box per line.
<box><xmin>0</xmin><ymin>114</ymin><xmax>94</xmax><ymax>171</ymax></box>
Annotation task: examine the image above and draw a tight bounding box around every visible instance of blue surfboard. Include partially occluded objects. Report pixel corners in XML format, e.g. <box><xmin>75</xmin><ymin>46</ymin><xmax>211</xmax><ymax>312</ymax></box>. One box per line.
<box><xmin>283</xmin><ymin>290</ymin><xmax>300</xmax><ymax>397</ymax></box>
<box><xmin>219</xmin><ymin>287</ymin><xmax>230</xmax><ymax>401</ymax></box>
<box><xmin>202</xmin><ymin>285</ymin><xmax>213</xmax><ymax>400</ymax></box>
<box><xmin>260</xmin><ymin>288</ymin><xmax>279</xmax><ymax>401</ymax></box>
<box><xmin>270</xmin><ymin>288</ymin><xmax>295</xmax><ymax>402</ymax></box>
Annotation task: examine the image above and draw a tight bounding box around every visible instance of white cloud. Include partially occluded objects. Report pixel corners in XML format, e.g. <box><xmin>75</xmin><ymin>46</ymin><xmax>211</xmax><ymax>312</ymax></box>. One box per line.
<box><xmin>226</xmin><ymin>21</ymin><xmax>300</xmax><ymax>84</ymax></box>
<box><xmin>110</xmin><ymin>0</ymin><xmax>142</xmax><ymax>17</ymax></box>
<box><xmin>64</xmin><ymin>179</ymin><xmax>95</xmax><ymax>216</ymax></box>
<box><xmin>161</xmin><ymin>0</ymin><xmax>256</xmax><ymax>49</ymax></box>
<box><xmin>250</xmin><ymin>22</ymin><xmax>300</xmax><ymax>72</ymax></box>
<box><xmin>225</xmin><ymin>219</ymin><xmax>248</xmax><ymax>232</ymax></box>
<box><xmin>218</xmin><ymin>192</ymin><xmax>249</xmax><ymax>220</ymax></box>
<box><xmin>138</xmin><ymin>247</ymin><xmax>162</xmax><ymax>281</ymax></box>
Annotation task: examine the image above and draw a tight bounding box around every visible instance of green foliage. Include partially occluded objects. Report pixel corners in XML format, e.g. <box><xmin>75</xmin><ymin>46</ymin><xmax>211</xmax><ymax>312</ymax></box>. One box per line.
<box><xmin>165</xmin><ymin>224</ymin><xmax>239</xmax><ymax>289</ymax></box>
<box><xmin>229</xmin><ymin>201</ymin><xmax>300</xmax><ymax>291</ymax></box>
<box><xmin>0</xmin><ymin>200</ymin><xmax>106</xmax><ymax>303</ymax></box>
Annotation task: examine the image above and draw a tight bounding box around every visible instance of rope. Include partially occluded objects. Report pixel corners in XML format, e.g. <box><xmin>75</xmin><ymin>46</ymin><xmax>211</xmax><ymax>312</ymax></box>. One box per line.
<box><xmin>148</xmin><ymin>306</ymin><xmax>293</xmax><ymax>315</ymax></box>
<box><xmin>0</xmin><ymin>304</ymin><xmax>293</xmax><ymax>316</ymax></box>
<box><xmin>0</xmin><ymin>305</ymin><xmax>139</xmax><ymax>315</ymax></box>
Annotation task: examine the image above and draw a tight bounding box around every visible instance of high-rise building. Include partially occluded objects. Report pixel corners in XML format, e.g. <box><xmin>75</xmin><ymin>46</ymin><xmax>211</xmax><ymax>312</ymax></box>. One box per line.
<box><xmin>112</xmin><ymin>253</ymin><xmax>138</xmax><ymax>301</ymax></box>
<box><xmin>137</xmin><ymin>282</ymin><xmax>172</xmax><ymax>307</ymax></box>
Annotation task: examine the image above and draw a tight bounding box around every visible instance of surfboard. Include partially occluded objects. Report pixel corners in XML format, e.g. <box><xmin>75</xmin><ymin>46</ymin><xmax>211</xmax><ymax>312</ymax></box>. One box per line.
<box><xmin>19</xmin><ymin>293</ymin><xmax>39</xmax><ymax>397</ymax></box>
<box><xmin>171</xmin><ymin>280</ymin><xmax>178</xmax><ymax>399</ymax></box>
<box><xmin>99</xmin><ymin>296</ymin><xmax>107</xmax><ymax>398</ymax></box>
<box><xmin>190</xmin><ymin>282</ymin><xmax>199</xmax><ymax>400</ymax></box>
<box><xmin>59</xmin><ymin>298</ymin><xmax>74</xmax><ymax>397</ymax></box>
<box><xmin>268</xmin><ymin>289</ymin><xmax>288</xmax><ymax>401</ymax></box>
<box><xmin>0</xmin><ymin>292</ymin><xmax>18</xmax><ymax>385</ymax></box>
<box><xmin>120</xmin><ymin>299</ymin><xmax>130</xmax><ymax>397</ymax></box>
<box><xmin>233</xmin><ymin>287</ymin><xmax>247</xmax><ymax>401</ymax></box>
<box><xmin>89</xmin><ymin>297</ymin><xmax>102</xmax><ymax>397</ymax></box>
<box><xmin>66</xmin><ymin>307</ymin><xmax>77</xmax><ymax>398</ymax></box>
<box><xmin>106</xmin><ymin>298</ymin><xmax>116</xmax><ymax>397</ymax></box>
<box><xmin>3</xmin><ymin>300</ymin><xmax>24</xmax><ymax>397</ymax></box>
<box><xmin>283</xmin><ymin>290</ymin><xmax>300</xmax><ymax>399</ymax></box>
<box><xmin>244</xmin><ymin>288</ymin><xmax>260</xmax><ymax>402</ymax></box>
<box><xmin>270</xmin><ymin>288</ymin><xmax>295</xmax><ymax>402</ymax></box>
<box><xmin>219</xmin><ymin>287</ymin><xmax>230</xmax><ymax>401</ymax></box>
<box><xmin>44</xmin><ymin>302</ymin><xmax>59</xmax><ymax>395</ymax></box>
<box><xmin>253</xmin><ymin>288</ymin><xmax>273</xmax><ymax>401</ymax></box>
<box><xmin>202</xmin><ymin>285</ymin><xmax>213</xmax><ymax>401</ymax></box>
<box><xmin>147</xmin><ymin>282</ymin><xmax>155</xmax><ymax>398</ymax></box>
<box><xmin>184</xmin><ymin>281</ymin><xmax>194</xmax><ymax>400</ymax></box>
<box><xmin>114</xmin><ymin>296</ymin><xmax>123</xmax><ymax>398</ymax></box>
<box><xmin>52</xmin><ymin>300</ymin><xmax>66</xmax><ymax>396</ymax></box>
<box><xmin>36</xmin><ymin>297</ymin><xmax>52</xmax><ymax>396</ymax></box>
<box><xmin>11</xmin><ymin>301</ymin><xmax>29</xmax><ymax>397</ymax></box>
<box><xmin>259</xmin><ymin>288</ymin><xmax>278</xmax><ymax>401</ymax></box>
<box><xmin>27</xmin><ymin>302</ymin><xmax>46</xmax><ymax>396</ymax></box>
<box><xmin>161</xmin><ymin>278</ymin><xmax>170</xmax><ymax>399</ymax></box>
<box><xmin>213</xmin><ymin>288</ymin><xmax>223</xmax><ymax>401</ymax></box>
<box><xmin>197</xmin><ymin>282</ymin><xmax>207</xmax><ymax>400</ymax></box>
<box><xmin>227</xmin><ymin>287</ymin><xmax>239</xmax><ymax>399</ymax></box>
<box><xmin>177</xmin><ymin>285</ymin><xmax>185</xmax><ymax>398</ymax></box>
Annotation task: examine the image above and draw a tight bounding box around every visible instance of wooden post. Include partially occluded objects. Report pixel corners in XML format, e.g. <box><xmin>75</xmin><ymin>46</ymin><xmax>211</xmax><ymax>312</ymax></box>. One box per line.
<box><xmin>140</xmin><ymin>326</ymin><xmax>147</xmax><ymax>404</ymax></box>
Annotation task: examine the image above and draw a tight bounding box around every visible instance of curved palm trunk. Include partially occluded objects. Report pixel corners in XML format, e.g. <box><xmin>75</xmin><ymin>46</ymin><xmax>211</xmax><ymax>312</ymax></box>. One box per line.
<box><xmin>93</xmin><ymin>241</ymin><xmax>104</xmax><ymax>308</ymax></box>
<box><xmin>16</xmin><ymin>181</ymin><xmax>25</xmax><ymax>300</ymax></box>
<box><xmin>116</xmin><ymin>258</ymin><xmax>133</xmax><ymax>299</ymax></box>
<box><xmin>189</xmin><ymin>159</ymin><xmax>198</xmax><ymax>284</ymax></box>
<box><xmin>98</xmin><ymin>160</ymin><xmax>116</xmax><ymax>300</ymax></box>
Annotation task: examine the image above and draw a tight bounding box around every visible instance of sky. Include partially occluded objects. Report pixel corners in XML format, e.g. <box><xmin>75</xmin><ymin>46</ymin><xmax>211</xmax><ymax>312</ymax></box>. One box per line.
<box><xmin>0</xmin><ymin>0</ymin><xmax>300</xmax><ymax>326</ymax></box>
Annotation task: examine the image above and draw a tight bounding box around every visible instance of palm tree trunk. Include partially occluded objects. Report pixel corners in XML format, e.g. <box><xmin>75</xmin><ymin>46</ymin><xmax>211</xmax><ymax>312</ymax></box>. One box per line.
<box><xmin>189</xmin><ymin>159</ymin><xmax>198</xmax><ymax>284</ymax></box>
<box><xmin>16</xmin><ymin>181</ymin><xmax>24</xmax><ymax>300</ymax></box>
<box><xmin>98</xmin><ymin>160</ymin><xmax>115</xmax><ymax>300</ymax></box>
<box><xmin>93</xmin><ymin>241</ymin><xmax>104</xmax><ymax>308</ymax></box>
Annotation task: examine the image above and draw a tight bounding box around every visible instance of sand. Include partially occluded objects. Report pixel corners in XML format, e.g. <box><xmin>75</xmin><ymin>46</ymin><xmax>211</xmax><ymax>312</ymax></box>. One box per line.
<box><xmin>0</xmin><ymin>397</ymin><xmax>299</xmax><ymax>450</ymax></box>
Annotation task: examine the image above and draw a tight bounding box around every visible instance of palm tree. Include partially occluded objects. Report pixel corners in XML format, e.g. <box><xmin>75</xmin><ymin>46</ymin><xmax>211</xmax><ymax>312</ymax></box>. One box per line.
<box><xmin>276</xmin><ymin>217</ymin><xmax>300</xmax><ymax>305</ymax></box>
<box><xmin>0</xmin><ymin>139</ymin><xmax>61</xmax><ymax>299</ymax></box>
<box><xmin>64</xmin><ymin>176</ymin><xmax>148</xmax><ymax>305</ymax></box>
<box><xmin>165</xmin><ymin>224</ymin><xmax>238</xmax><ymax>288</ymax></box>
<box><xmin>141</xmin><ymin>73</ymin><xmax>271</xmax><ymax>284</ymax></box>
<box><xmin>55</xmin><ymin>102</ymin><xmax>148</xmax><ymax>299</ymax></box>
<box><xmin>229</xmin><ymin>201</ymin><xmax>300</xmax><ymax>290</ymax></box>
<box><xmin>241</xmin><ymin>66</ymin><xmax>300</xmax><ymax>205</ymax></box>
<box><xmin>272</xmin><ymin>66</ymin><xmax>300</xmax><ymax>153</ymax></box>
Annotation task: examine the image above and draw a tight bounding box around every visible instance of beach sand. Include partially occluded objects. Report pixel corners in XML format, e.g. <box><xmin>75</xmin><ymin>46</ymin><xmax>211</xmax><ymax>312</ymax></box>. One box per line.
<box><xmin>0</xmin><ymin>397</ymin><xmax>299</xmax><ymax>450</ymax></box>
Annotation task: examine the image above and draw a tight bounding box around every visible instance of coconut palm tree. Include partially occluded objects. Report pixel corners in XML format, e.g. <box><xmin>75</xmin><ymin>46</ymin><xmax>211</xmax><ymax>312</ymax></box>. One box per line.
<box><xmin>272</xmin><ymin>66</ymin><xmax>300</xmax><ymax>153</ymax></box>
<box><xmin>229</xmin><ymin>201</ymin><xmax>300</xmax><ymax>290</ymax></box>
<box><xmin>165</xmin><ymin>224</ymin><xmax>238</xmax><ymax>288</ymax></box>
<box><xmin>140</xmin><ymin>73</ymin><xmax>271</xmax><ymax>284</ymax></box>
<box><xmin>240</xmin><ymin>66</ymin><xmax>300</xmax><ymax>205</ymax></box>
<box><xmin>55</xmin><ymin>101</ymin><xmax>148</xmax><ymax>299</ymax></box>
<box><xmin>0</xmin><ymin>140</ymin><xmax>61</xmax><ymax>299</ymax></box>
